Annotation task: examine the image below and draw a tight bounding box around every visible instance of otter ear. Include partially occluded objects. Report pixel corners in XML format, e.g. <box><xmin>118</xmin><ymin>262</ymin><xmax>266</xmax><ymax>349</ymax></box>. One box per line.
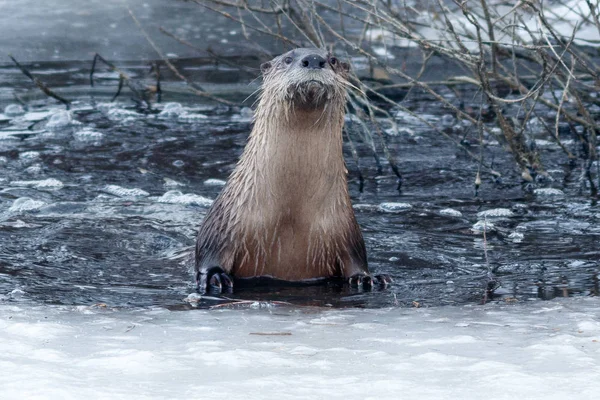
<box><xmin>341</xmin><ymin>61</ymin><xmax>350</xmax><ymax>72</ymax></box>
<box><xmin>260</xmin><ymin>61</ymin><xmax>272</xmax><ymax>75</ymax></box>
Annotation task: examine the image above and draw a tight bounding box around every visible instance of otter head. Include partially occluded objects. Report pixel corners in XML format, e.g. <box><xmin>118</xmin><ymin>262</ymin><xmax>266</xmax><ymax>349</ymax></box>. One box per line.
<box><xmin>259</xmin><ymin>48</ymin><xmax>350</xmax><ymax>111</ymax></box>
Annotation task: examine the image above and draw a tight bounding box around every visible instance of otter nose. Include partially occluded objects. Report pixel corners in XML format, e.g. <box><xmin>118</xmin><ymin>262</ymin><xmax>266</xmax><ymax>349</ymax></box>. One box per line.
<box><xmin>300</xmin><ymin>54</ymin><xmax>327</xmax><ymax>69</ymax></box>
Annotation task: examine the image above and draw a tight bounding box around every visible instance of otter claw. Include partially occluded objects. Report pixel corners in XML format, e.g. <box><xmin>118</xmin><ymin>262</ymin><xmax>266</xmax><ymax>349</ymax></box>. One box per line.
<box><xmin>200</xmin><ymin>267</ymin><xmax>234</xmax><ymax>294</ymax></box>
<box><xmin>374</xmin><ymin>274</ymin><xmax>393</xmax><ymax>287</ymax></box>
<box><xmin>348</xmin><ymin>274</ymin><xmax>369</xmax><ymax>289</ymax></box>
<box><xmin>349</xmin><ymin>273</ymin><xmax>391</xmax><ymax>290</ymax></box>
<box><xmin>209</xmin><ymin>273</ymin><xmax>222</xmax><ymax>290</ymax></box>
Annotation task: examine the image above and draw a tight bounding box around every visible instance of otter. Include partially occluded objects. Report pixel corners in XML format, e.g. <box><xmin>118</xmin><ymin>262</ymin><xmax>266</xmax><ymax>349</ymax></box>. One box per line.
<box><xmin>195</xmin><ymin>48</ymin><xmax>391</xmax><ymax>293</ymax></box>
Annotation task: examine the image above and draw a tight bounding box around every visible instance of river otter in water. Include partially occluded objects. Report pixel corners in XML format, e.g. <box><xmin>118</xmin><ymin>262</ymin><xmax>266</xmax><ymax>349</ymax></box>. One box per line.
<box><xmin>195</xmin><ymin>48</ymin><xmax>391</xmax><ymax>293</ymax></box>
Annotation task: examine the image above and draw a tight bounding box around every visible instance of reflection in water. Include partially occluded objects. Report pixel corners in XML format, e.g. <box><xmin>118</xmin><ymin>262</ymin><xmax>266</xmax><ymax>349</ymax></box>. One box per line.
<box><xmin>0</xmin><ymin>71</ymin><xmax>599</xmax><ymax>308</ymax></box>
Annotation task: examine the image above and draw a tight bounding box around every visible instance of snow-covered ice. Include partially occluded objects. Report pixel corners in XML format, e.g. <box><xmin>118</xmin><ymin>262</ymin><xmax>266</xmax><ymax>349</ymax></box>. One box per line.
<box><xmin>1</xmin><ymin>298</ymin><xmax>599</xmax><ymax>400</ymax></box>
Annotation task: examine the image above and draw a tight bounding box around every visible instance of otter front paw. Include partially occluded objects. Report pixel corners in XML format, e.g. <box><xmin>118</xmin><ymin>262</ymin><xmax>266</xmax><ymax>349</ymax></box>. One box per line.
<box><xmin>198</xmin><ymin>267</ymin><xmax>234</xmax><ymax>294</ymax></box>
<box><xmin>348</xmin><ymin>273</ymin><xmax>393</xmax><ymax>290</ymax></box>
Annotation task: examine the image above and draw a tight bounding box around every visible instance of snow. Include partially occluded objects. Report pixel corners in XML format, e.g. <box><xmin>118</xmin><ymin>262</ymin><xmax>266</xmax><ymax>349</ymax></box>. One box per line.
<box><xmin>1</xmin><ymin>298</ymin><xmax>599</xmax><ymax>399</ymax></box>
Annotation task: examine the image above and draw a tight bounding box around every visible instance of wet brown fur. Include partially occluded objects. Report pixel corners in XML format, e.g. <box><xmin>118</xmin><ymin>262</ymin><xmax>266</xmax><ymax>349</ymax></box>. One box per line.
<box><xmin>195</xmin><ymin>48</ymin><xmax>368</xmax><ymax>281</ymax></box>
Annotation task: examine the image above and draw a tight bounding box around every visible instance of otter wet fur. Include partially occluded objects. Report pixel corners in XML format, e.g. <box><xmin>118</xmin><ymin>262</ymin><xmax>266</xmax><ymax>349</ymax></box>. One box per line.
<box><xmin>195</xmin><ymin>48</ymin><xmax>391</xmax><ymax>293</ymax></box>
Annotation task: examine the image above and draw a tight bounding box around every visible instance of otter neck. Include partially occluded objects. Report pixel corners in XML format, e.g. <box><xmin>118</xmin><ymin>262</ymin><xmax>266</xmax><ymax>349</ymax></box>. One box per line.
<box><xmin>239</xmin><ymin>102</ymin><xmax>348</xmax><ymax>210</ymax></box>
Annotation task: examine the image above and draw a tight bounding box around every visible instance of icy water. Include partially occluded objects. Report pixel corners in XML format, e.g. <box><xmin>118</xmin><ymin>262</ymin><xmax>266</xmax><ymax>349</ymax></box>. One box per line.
<box><xmin>0</xmin><ymin>64</ymin><xmax>598</xmax><ymax>310</ymax></box>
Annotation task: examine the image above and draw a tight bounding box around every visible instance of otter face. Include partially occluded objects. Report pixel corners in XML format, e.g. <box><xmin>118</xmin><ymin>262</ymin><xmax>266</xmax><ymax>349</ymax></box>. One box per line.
<box><xmin>260</xmin><ymin>48</ymin><xmax>350</xmax><ymax>109</ymax></box>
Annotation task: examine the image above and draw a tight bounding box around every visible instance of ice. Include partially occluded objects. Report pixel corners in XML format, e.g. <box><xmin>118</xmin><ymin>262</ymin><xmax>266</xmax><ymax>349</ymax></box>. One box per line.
<box><xmin>471</xmin><ymin>220</ymin><xmax>495</xmax><ymax>233</ymax></box>
<box><xmin>163</xmin><ymin>177</ymin><xmax>185</xmax><ymax>188</ymax></box>
<box><xmin>102</xmin><ymin>185</ymin><xmax>150</xmax><ymax>198</ymax></box>
<box><xmin>378</xmin><ymin>202</ymin><xmax>413</xmax><ymax>212</ymax></box>
<box><xmin>1</xmin><ymin>299</ymin><xmax>600</xmax><ymax>399</ymax></box>
<box><xmin>204</xmin><ymin>178</ymin><xmax>226</xmax><ymax>187</ymax></box>
<box><xmin>22</xmin><ymin>110</ymin><xmax>53</xmax><ymax>122</ymax></box>
<box><xmin>508</xmin><ymin>232</ymin><xmax>525</xmax><ymax>243</ymax></box>
<box><xmin>534</xmin><ymin>188</ymin><xmax>565</xmax><ymax>197</ymax></box>
<box><xmin>3</xmin><ymin>104</ymin><xmax>25</xmax><ymax>116</ymax></box>
<box><xmin>10</xmin><ymin>178</ymin><xmax>64</xmax><ymax>189</ymax></box>
<box><xmin>7</xmin><ymin>197</ymin><xmax>46</xmax><ymax>213</ymax></box>
<box><xmin>73</xmin><ymin>128</ymin><xmax>104</xmax><ymax>141</ymax></box>
<box><xmin>439</xmin><ymin>208</ymin><xmax>462</xmax><ymax>217</ymax></box>
<box><xmin>178</xmin><ymin>112</ymin><xmax>208</xmax><ymax>122</ymax></box>
<box><xmin>157</xmin><ymin>190</ymin><xmax>214</xmax><ymax>207</ymax></box>
<box><xmin>19</xmin><ymin>151</ymin><xmax>40</xmax><ymax>163</ymax></box>
<box><xmin>106</xmin><ymin>108</ymin><xmax>141</xmax><ymax>122</ymax></box>
<box><xmin>45</xmin><ymin>110</ymin><xmax>75</xmax><ymax>129</ymax></box>
<box><xmin>158</xmin><ymin>102</ymin><xmax>185</xmax><ymax>119</ymax></box>
<box><xmin>477</xmin><ymin>208</ymin><xmax>515</xmax><ymax>219</ymax></box>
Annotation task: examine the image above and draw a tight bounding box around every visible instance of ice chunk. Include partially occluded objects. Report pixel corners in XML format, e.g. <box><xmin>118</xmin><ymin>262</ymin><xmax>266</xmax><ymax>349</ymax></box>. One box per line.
<box><xmin>106</xmin><ymin>108</ymin><xmax>140</xmax><ymax>121</ymax></box>
<box><xmin>508</xmin><ymin>232</ymin><xmax>524</xmax><ymax>243</ymax></box>
<box><xmin>178</xmin><ymin>112</ymin><xmax>208</xmax><ymax>121</ymax></box>
<box><xmin>4</xmin><ymin>104</ymin><xmax>25</xmax><ymax>116</ymax></box>
<box><xmin>73</xmin><ymin>128</ymin><xmax>103</xmax><ymax>141</ymax></box>
<box><xmin>102</xmin><ymin>185</ymin><xmax>149</xmax><ymax>198</ymax></box>
<box><xmin>378</xmin><ymin>202</ymin><xmax>412</xmax><ymax>212</ymax></box>
<box><xmin>477</xmin><ymin>208</ymin><xmax>514</xmax><ymax>218</ymax></box>
<box><xmin>46</xmin><ymin>110</ymin><xmax>74</xmax><ymax>129</ymax></box>
<box><xmin>471</xmin><ymin>220</ymin><xmax>495</xmax><ymax>233</ymax></box>
<box><xmin>534</xmin><ymin>188</ymin><xmax>565</xmax><ymax>197</ymax></box>
<box><xmin>19</xmin><ymin>151</ymin><xmax>40</xmax><ymax>162</ymax></box>
<box><xmin>158</xmin><ymin>102</ymin><xmax>184</xmax><ymax>118</ymax></box>
<box><xmin>204</xmin><ymin>179</ymin><xmax>226</xmax><ymax>187</ymax></box>
<box><xmin>439</xmin><ymin>208</ymin><xmax>462</xmax><ymax>217</ymax></box>
<box><xmin>8</xmin><ymin>197</ymin><xmax>46</xmax><ymax>212</ymax></box>
<box><xmin>10</xmin><ymin>178</ymin><xmax>64</xmax><ymax>189</ymax></box>
<box><xmin>157</xmin><ymin>190</ymin><xmax>213</xmax><ymax>207</ymax></box>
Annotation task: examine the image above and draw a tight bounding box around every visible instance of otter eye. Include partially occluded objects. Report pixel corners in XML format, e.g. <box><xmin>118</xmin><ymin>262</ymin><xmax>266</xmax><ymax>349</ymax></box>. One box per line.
<box><xmin>284</xmin><ymin>57</ymin><xmax>293</xmax><ymax>65</ymax></box>
<box><xmin>329</xmin><ymin>57</ymin><xmax>337</xmax><ymax>66</ymax></box>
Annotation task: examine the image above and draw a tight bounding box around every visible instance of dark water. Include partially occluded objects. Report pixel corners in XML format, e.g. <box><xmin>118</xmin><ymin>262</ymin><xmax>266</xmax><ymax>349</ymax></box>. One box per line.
<box><xmin>0</xmin><ymin>63</ymin><xmax>599</xmax><ymax>309</ymax></box>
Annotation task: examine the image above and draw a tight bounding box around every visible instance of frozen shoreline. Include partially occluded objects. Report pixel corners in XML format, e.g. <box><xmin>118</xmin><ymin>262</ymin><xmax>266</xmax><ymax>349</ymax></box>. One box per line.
<box><xmin>1</xmin><ymin>298</ymin><xmax>599</xmax><ymax>400</ymax></box>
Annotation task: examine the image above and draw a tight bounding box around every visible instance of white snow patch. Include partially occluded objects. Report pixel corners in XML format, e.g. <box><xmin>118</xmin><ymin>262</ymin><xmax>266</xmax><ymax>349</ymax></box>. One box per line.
<box><xmin>1</xmin><ymin>299</ymin><xmax>600</xmax><ymax>399</ymax></box>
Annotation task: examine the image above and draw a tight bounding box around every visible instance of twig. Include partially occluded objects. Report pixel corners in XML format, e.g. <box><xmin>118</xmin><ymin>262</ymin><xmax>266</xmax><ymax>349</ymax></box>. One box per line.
<box><xmin>9</xmin><ymin>55</ymin><xmax>71</xmax><ymax>109</ymax></box>
<box><xmin>126</xmin><ymin>6</ymin><xmax>237</xmax><ymax>106</ymax></box>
